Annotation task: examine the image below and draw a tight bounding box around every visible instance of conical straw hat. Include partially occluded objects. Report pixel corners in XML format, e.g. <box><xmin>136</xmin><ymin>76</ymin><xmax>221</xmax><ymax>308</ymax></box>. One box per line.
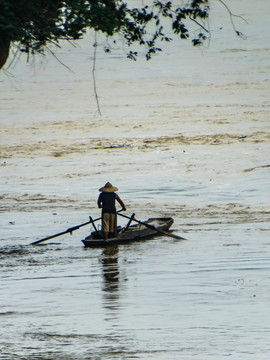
<box><xmin>99</xmin><ymin>182</ymin><xmax>118</xmax><ymax>192</ymax></box>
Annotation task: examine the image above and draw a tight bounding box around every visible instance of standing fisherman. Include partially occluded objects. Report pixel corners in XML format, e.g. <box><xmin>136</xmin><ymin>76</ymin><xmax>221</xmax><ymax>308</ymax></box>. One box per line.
<box><xmin>97</xmin><ymin>182</ymin><xmax>126</xmax><ymax>240</ymax></box>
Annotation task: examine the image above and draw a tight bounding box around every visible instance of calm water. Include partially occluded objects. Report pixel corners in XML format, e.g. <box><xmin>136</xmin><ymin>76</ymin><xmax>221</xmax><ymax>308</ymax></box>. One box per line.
<box><xmin>1</xmin><ymin>208</ymin><xmax>269</xmax><ymax>359</ymax></box>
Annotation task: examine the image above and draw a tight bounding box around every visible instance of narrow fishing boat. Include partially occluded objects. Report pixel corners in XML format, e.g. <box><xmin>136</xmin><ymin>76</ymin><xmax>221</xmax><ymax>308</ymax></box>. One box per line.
<box><xmin>81</xmin><ymin>217</ymin><xmax>174</xmax><ymax>247</ymax></box>
<box><xmin>30</xmin><ymin>212</ymin><xmax>185</xmax><ymax>247</ymax></box>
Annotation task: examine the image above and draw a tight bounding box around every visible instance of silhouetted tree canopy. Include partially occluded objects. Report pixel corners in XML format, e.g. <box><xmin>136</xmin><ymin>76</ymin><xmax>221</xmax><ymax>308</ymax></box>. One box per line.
<box><xmin>0</xmin><ymin>0</ymin><xmax>242</xmax><ymax>69</ymax></box>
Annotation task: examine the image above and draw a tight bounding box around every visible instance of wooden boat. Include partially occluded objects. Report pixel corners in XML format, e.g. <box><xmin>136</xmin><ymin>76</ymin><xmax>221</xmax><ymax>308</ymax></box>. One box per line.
<box><xmin>81</xmin><ymin>217</ymin><xmax>174</xmax><ymax>247</ymax></box>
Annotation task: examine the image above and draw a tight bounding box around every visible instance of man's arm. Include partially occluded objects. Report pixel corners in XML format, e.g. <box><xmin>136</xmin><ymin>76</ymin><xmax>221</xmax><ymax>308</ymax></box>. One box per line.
<box><xmin>115</xmin><ymin>194</ymin><xmax>126</xmax><ymax>211</ymax></box>
<box><xmin>97</xmin><ymin>193</ymin><xmax>102</xmax><ymax>208</ymax></box>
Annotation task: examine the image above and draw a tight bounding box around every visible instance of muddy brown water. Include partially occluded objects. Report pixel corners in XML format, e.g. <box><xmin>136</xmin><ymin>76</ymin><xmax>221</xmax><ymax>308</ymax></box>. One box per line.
<box><xmin>1</xmin><ymin>1</ymin><xmax>270</xmax><ymax>357</ymax></box>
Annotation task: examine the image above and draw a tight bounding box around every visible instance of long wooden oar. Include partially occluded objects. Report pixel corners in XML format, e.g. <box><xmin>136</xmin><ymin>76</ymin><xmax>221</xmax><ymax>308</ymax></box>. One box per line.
<box><xmin>30</xmin><ymin>215</ymin><xmax>101</xmax><ymax>245</ymax></box>
<box><xmin>118</xmin><ymin>213</ymin><xmax>186</xmax><ymax>240</ymax></box>
<box><xmin>30</xmin><ymin>209</ymin><xmax>124</xmax><ymax>245</ymax></box>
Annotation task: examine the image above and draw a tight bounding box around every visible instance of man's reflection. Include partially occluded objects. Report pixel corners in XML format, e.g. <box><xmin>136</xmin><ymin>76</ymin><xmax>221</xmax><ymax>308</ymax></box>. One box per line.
<box><xmin>102</xmin><ymin>246</ymin><xmax>119</xmax><ymax>301</ymax></box>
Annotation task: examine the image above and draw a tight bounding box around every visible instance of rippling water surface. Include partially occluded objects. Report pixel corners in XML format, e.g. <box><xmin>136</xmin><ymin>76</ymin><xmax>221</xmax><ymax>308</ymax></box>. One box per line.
<box><xmin>1</xmin><ymin>211</ymin><xmax>269</xmax><ymax>359</ymax></box>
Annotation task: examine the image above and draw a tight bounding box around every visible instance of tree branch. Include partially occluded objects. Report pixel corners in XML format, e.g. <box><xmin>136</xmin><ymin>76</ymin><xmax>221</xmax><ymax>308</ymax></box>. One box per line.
<box><xmin>189</xmin><ymin>16</ymin><xmax>209</xmax><ymax>34</ymax></box>
<box><xmin>218</xmin><ymin>0</ymin><xmax>247</xmax><ymax>39</ymax></box>
<box><xmin>46</xmin><ymin>46</ymin><xmax>75</xmax><ymax>72</ymax></box>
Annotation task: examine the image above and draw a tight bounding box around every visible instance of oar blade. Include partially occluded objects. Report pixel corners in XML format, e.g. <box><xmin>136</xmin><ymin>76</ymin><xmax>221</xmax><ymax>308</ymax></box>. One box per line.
<box><xmin>30</xmin><ymin>231</ymin><xmax>69</xmax><ymax>245</ymax></box>
<box><xmin>160</xmin><ymin>230</ymin><xmax>186</xmax><ymax>240</ymax></box>
<box><xmin>29</xmin><ymin>217</ymin><xmax>96</xmax><ymax>245</ymax></box>
<box><xmin>118</xmin><ymin>213</ymin><xmax>186</xmax><ymax>240</ymax></box>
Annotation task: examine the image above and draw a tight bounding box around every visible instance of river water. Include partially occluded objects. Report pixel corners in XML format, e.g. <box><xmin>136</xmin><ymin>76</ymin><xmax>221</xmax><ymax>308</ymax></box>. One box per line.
<box><xmin>1</xmin><ymin>0</ymin><xmax>270</xmax><ymax>359</ymax></box>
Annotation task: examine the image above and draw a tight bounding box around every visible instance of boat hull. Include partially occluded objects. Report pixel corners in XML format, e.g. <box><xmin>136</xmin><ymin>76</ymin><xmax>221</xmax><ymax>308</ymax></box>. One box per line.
<box><xmin>82</xmin><ymin>217</ymin><xmax>174</xmax><ymax>247</ymax></box>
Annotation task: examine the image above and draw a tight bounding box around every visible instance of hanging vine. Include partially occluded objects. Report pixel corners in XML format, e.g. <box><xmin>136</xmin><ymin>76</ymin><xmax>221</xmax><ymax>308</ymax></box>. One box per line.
<box><xmin>92</xmin><ymin>32</ymin><xmax>102</xmax><ymax>116</ymax></box>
